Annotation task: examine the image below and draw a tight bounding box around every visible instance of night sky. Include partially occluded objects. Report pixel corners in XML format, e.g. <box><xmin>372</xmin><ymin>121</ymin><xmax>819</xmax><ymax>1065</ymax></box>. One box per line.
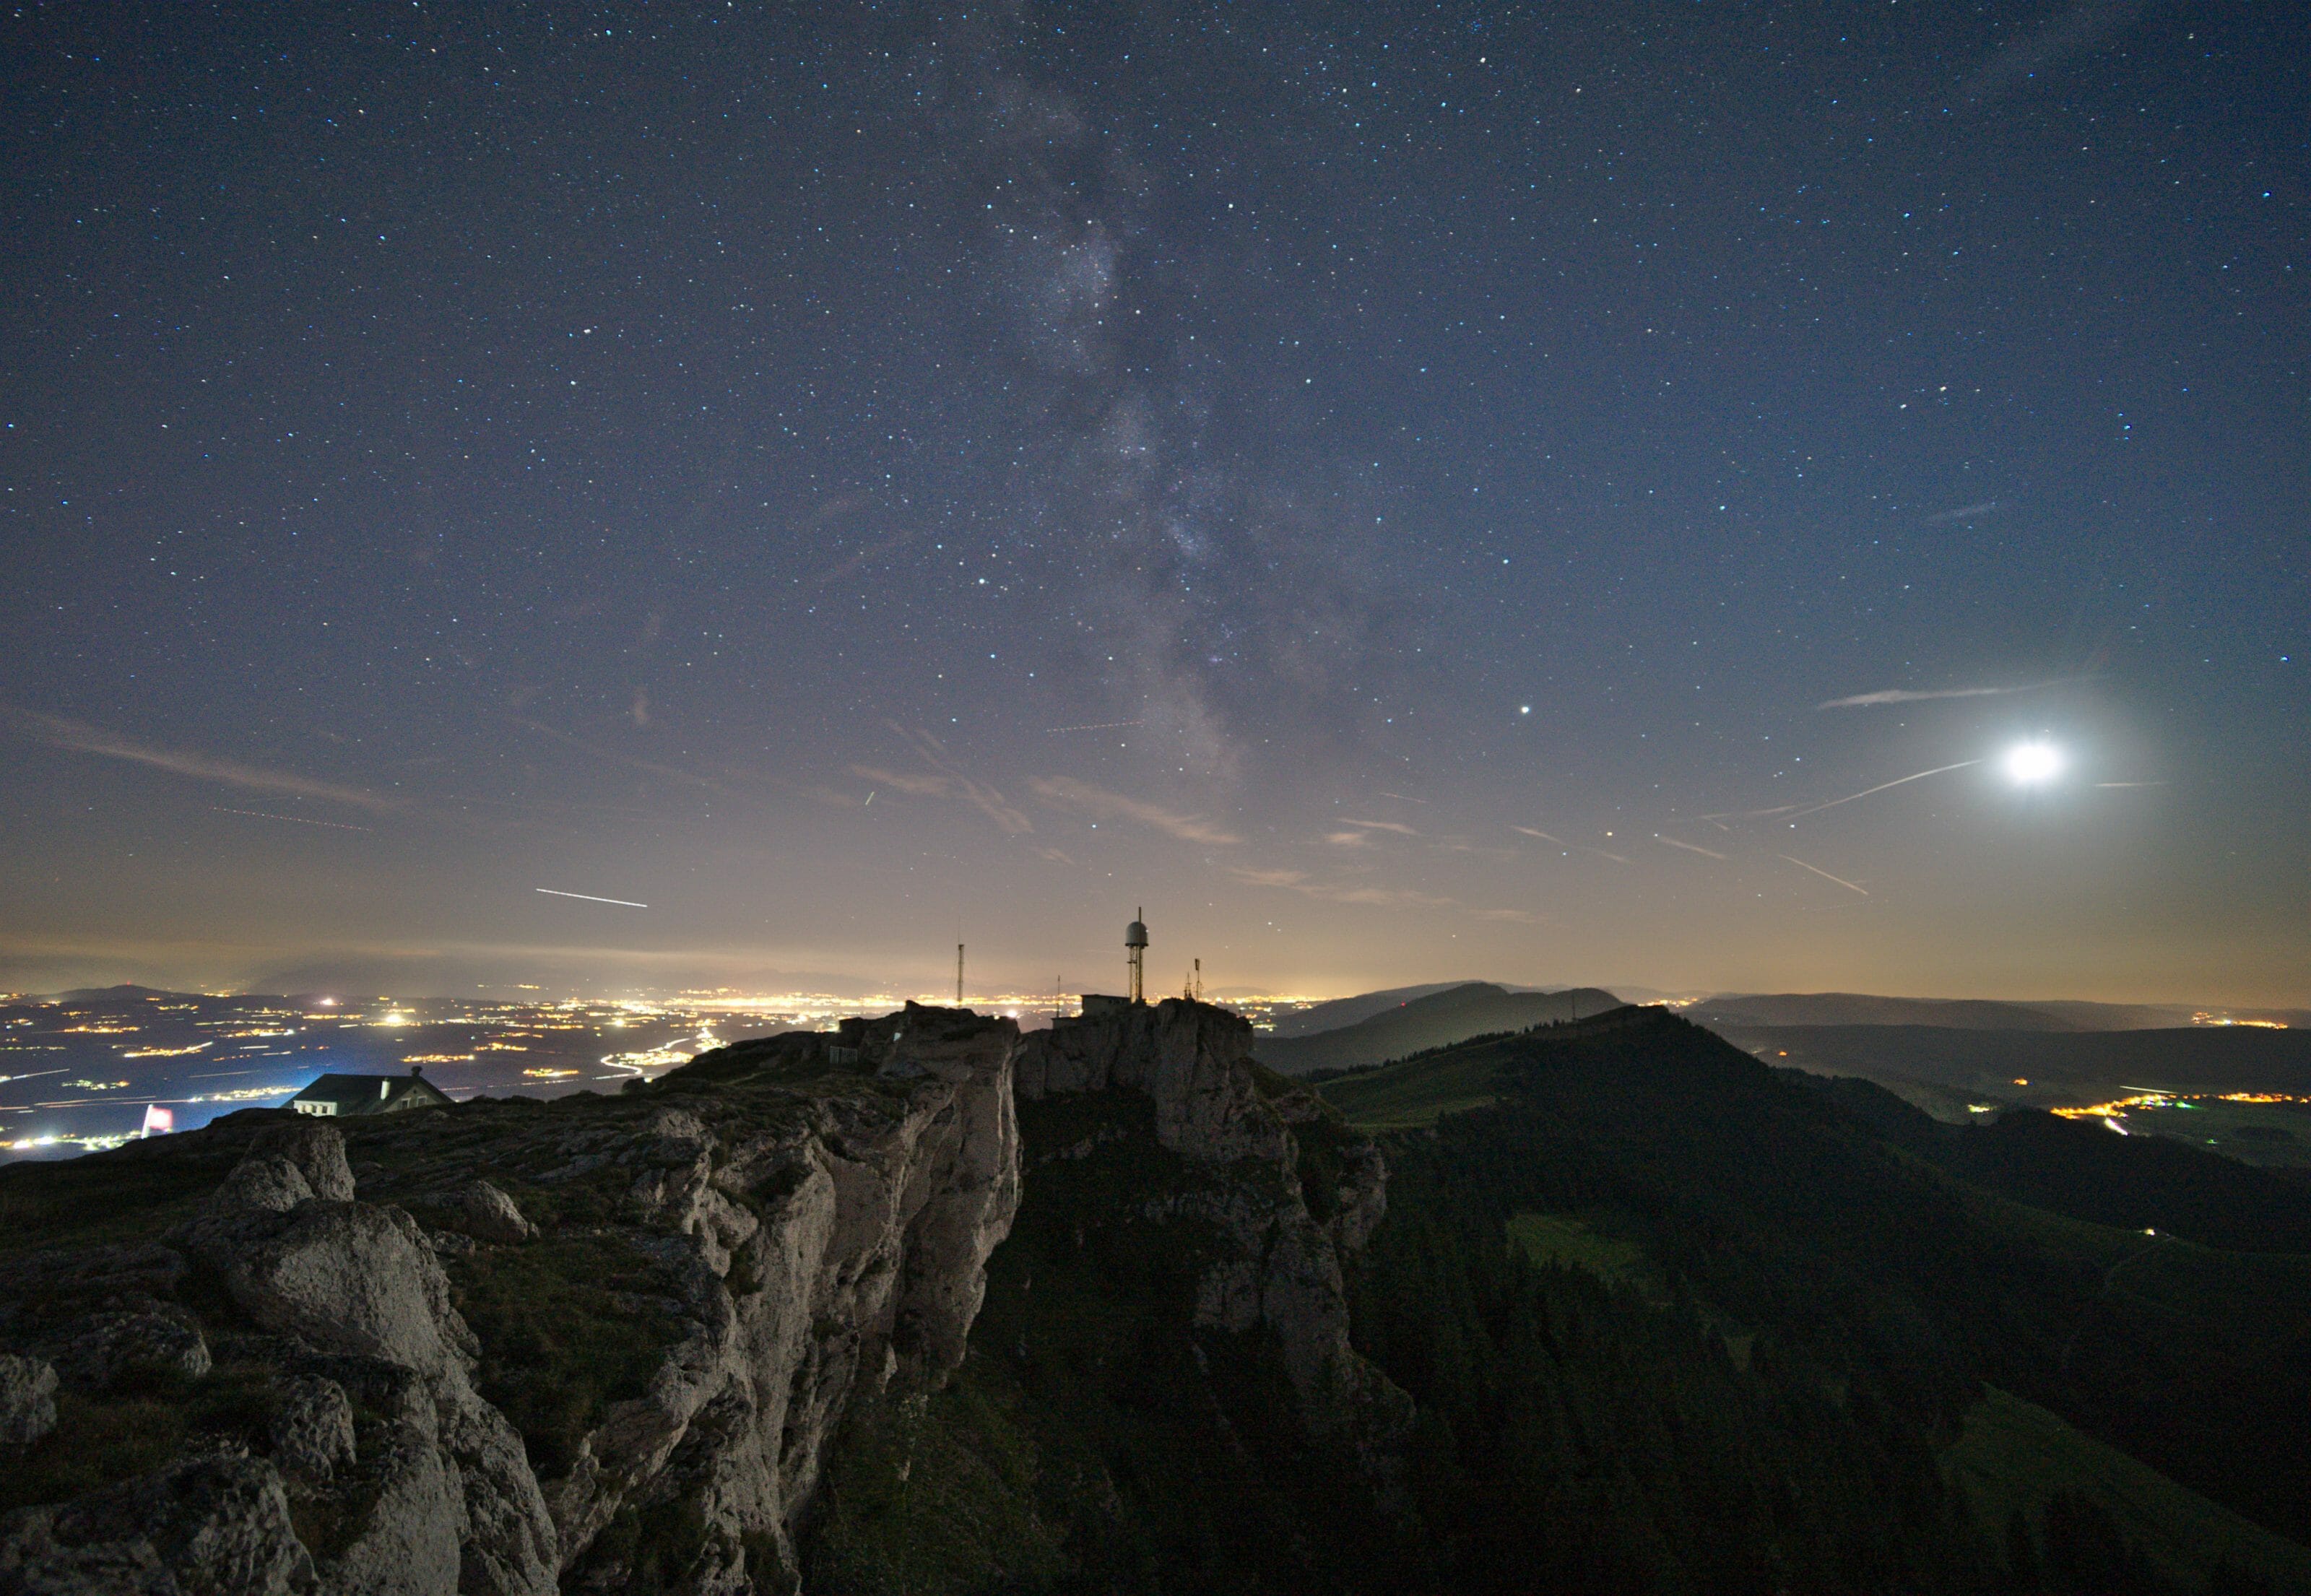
<box><xmin>3</xmin><ymin>1</ymin><xmax>2303</xmax><ymax>1005</ymax></box>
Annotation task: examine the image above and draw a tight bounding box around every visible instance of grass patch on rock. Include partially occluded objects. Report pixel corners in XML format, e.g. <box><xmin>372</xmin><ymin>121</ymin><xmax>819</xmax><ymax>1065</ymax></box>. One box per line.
<box><xmin>446</xmin><ymin>1233</ymin><xmax>688</xmax><ymax>1480</ymax></box>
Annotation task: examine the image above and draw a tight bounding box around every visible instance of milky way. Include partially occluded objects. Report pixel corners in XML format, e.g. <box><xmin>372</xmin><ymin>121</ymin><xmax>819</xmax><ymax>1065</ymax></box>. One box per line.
<box><xmin>1</xmin><ymin>3</ymin><xmax>2303</xmax><ymax>1003</ymax></box>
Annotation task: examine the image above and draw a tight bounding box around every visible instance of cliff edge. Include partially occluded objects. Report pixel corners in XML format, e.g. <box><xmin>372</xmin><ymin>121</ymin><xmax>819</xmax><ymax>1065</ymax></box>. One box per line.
<box><xmin>0</xmin><ymin>1004</ymin><xmax>1019</xmax><ymax>1595</ymax></box>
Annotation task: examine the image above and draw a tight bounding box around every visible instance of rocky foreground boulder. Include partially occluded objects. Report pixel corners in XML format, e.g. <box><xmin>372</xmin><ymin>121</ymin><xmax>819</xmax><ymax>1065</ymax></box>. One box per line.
<box><xmin>0</xmin><ymin>999</ymin><xmax>1395</xmax><ymax>1593</ymax></box>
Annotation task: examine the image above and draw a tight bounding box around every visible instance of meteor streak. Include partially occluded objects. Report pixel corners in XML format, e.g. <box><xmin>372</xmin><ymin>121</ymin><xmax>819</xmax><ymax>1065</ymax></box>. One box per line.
<box><xmin>536</xmin><ymin>888</ymin><xmax>649</xmax><ymax>908</ymax></box>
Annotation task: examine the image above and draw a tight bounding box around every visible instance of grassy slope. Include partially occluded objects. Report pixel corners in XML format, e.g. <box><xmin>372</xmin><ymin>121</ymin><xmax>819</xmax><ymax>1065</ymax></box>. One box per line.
<box><xmin>1947</xmin><ymin>1387</ymin><xmax>2311</xmax><ymax>1595</ymax></box>
<box><xmin>1317</xmin><ymin>1035</ymin><xmax>1516</xmax><ymax>1128</ymax></box>
<box><xmin>1504</xmin><ymin>1212</ymin><xmax>1662</xmax><ymax>1299</ymax></box>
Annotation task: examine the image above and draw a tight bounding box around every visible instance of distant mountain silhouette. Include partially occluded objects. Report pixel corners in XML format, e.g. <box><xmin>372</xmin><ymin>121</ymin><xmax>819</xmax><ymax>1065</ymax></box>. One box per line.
<box><xmin>1255</xmin><ymin>981</ymin><xmax>1621</xmax><ymax>1075</ymax></box>
<box><xmin>48</xmin><ymin>984</ymin><xmax>183</xmax><ymax>1004</ymax></box>
<box><xmin>1264</xmin><ymin>981</ymin><xmax>1483</xmax><ymax>1038</ymax></box>
<box><xmin>1691</xmin><ymin>991</ymin><xmax>2310</xmax><ymax>1031</ymax></box>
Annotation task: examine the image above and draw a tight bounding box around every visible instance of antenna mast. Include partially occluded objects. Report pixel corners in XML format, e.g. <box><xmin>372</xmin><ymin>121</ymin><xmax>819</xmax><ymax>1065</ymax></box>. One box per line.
<box><xmin>956</xmin><ymin>942</ymin><xmax>965</xmax><ymax>1006</ymax></box>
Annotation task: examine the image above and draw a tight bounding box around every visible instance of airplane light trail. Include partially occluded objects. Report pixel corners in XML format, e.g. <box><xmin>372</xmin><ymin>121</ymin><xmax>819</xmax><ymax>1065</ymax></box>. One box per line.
<box><xmin>1782</xmin><ymin>760</ymin><xmax>1984</xmax><ymax>822</ymax></box>
<box><xmin>536</xmin><ymin>888</ymin><xmax>649</xmax><ymax>908</ymax></box>
<box><xmin>1044</xmin><ymin>719</ymin><xmax>1144</xmax><ymax>734</ymax></box>
<box><xmin>1657</xmin><ymin>836</ymin><xmax>1730</xmax><ymax>860</ymax></box>
<box><xmin>1780</xmin><ymin>855</ymin><xmax>1870</xmax><ymax>895</ymax></box>
<box><xmin>212</xmin><ymin>807</ymin><xmax>375</xmax><ymax>832</ymax></box>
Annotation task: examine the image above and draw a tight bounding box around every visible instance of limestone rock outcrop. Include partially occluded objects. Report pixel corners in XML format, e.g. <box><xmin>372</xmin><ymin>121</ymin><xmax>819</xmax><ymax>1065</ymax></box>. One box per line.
<box><xmin>0</xmin><ymin>1352</ymin><xmax>56</xmax><ymax>1446</ymax></box>
<box><xmin>0</xmin><ymin>1003</ymin><xmax>1020</xmax><ymax>1595</ymax></box>
<box><xmin>0</xmin><ymin>997</ymin><xmax>1394</xmax><ymax>1592</ymax></box>
<box><xmin>1018</xmin><ymin>997</ymin><xmax>1410</xmax><ymax>1449</ymax></box>
<box><xmin>459</xmin><ymin>1180</ymin><xmax>537</xmax><ymax>1245</ymax></box>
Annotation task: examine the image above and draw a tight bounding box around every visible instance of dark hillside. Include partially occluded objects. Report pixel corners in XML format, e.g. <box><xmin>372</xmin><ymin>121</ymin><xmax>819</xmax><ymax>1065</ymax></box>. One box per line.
<box><xmin>1712</xmin><ymin>1024</ymin><xmax>2311</xmax><ymax>1107</ymax></box>
<box><xmin>1943</xmin><ymin>1109</ymin><xmax>2311</xmax><ymax>1250</ymax></box>
<box><xmin>1786</xmin><ymin>1077</ymin><xmax>2311</xmax><ymax>1254</ymax></box>
<box><xmin>1693</xmin><ymin>994</ymin><xmax>2091</xmax><ymax>1031</ymax></box>
<box><xmin>1255</xmin><ymin>981</ymin><xmax>1620</xmax><ymax>1075</ymax></box>
<box><xmin>1327</xmin><ymin>1010</ymin><xmax>2311</xmax><ymax>1582</ymax></box>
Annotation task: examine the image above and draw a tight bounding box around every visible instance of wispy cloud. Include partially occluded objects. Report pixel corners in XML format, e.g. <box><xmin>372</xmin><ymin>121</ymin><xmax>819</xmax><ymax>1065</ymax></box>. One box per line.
<box><xmin>1229</xmin><ymin>866</ymin><xmax>1309</xmax><ymax>890</ymax></box>
<box><xmin>1951</xmin><ymin>0</ymin><xmax>2149</xmax><ymax>110</ymax></box>
<box><xmin>512</xmin><ymin>716</ymin><xmax>739</xmax><ymax>796</ymax></box>
<box><xmin>1224</xmin><ymin>864</ymin><xmax>1453</xmax><ymax>911</ymax></box>
<box><xmin>1474</xmin><ymin>908</ymin><xmax>1538</xmax><ymax>924</ymax></box>
<box><xmin>875</xmin><ymin>727</ymin><xmax>1034</xmax><ymax>834</ymax></box>
<box><xmin>1922</xmin><ymin>500</ymin><xmax>2002</xmax><ymax>525</ymax></box>
<box><xmin>1817</xmin><ymin>680</ymin><xmax>2073</xmax><ymax>710</ymax></box>
<box><xmin>1341</xmin><ymin>817</ymin><xmax>1418</xmax><ymax>836</ymax></box>
<box><xmin>1028</xmin><ymin>776</ymin><xmax>1241</xmax><ymax>844</ymax></box>
<box><xmin>849</xmin><ymin>766</ymin><xmax>955</xmax><ymax>798</ymax></box>
<box><xmin>8</xmin><ymin>710</ymin><xmax>396</xmax><ymax>812</ymax></box>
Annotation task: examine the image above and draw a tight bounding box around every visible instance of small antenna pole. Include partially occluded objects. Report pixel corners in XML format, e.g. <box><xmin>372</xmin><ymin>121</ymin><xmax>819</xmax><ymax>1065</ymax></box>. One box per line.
<box><xmin>957</xmin><ymin>942</ymin><xmax>965</xmax><ymax>1006</ymax></box>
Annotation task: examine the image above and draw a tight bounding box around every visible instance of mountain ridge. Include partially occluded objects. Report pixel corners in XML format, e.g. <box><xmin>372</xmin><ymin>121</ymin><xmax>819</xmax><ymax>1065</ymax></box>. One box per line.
<box><xmin>1255</xmin><ymin>981</ymin><xmax>1623</xmax><ymax>1075</ymax></box>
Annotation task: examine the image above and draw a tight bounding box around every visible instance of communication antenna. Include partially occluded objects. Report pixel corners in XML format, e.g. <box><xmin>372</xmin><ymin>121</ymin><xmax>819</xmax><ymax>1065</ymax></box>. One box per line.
<box><xmin>957</xmin><ymin>942</ymin><xmax>965</xmax><ymax>1006</ymax></box>
<box><xmin>1125</xmin><ymin>908</ymin><xmax>1148</xmax><ymax>1005</ymax></box>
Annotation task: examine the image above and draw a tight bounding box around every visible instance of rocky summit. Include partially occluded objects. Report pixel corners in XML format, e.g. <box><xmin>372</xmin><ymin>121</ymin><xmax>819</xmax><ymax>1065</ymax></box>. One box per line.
<box><xmin>0</xmin><ymin>998</ymin><xmax>1393</xmax><ymax>1595</ymax></box>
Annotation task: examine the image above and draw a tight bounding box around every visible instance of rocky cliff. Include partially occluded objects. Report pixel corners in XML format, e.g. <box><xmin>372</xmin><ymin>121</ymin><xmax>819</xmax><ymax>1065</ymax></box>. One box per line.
<box><xmin>802</xmin><ymin>999</ymin><xmax>1411</xmax><ymax>1592</ymax></box>
<box><xmin>0</xmin><ymin>1005</ymin><xmax>1019</xmax><ymax>1595</ymax></box>
<box><xmin>0</xmin><ymin>999</ymin><xmax>1396</xmax><ymax>1594</ymax></box>
<box><xmin>1015</xmin><ymin>997</ymin><xmax>1402</xmax><ymax>1447</ymax></box>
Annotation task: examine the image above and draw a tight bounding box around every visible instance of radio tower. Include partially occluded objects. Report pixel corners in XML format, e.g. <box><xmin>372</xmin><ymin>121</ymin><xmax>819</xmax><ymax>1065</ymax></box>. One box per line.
<box><xmin>956</xmin><ymin>942</ymin><xmax>965</xmax><ymax>1005</ymax></box>
<box><xmin>1125</xmin><ymin>908</ymin><xmax>1148</xmax><ymax>1005</ymax></box>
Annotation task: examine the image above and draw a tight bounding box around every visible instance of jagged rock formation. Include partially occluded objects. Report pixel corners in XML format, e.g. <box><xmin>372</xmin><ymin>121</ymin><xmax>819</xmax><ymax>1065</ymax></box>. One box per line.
<box><xmin>800</xmin><ymin>997</ymin><xmax>1410</xmax><ymax>1592</ymax></box>
<box><xmin>1017</xmin><ymin>997</ymin><xmax>1405</xmax><ymax>1448</ymax></box>
<box><xmin>0</xmin><ymin>1000</ymin><xmax>1397</xmax><ymax>1594</ymax></box>
<box><xmin>0</xmin><ymin>1005</ymin><xmax>1020</xmax><ymax>1595</ymax></box>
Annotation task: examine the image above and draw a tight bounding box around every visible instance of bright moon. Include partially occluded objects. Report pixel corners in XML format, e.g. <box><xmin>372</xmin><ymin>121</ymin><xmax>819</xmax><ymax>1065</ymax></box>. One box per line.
<box><xmin>2003</xmin><ymin>742</ymin><xmax>2064</xmax><ymax>785</ymax></box>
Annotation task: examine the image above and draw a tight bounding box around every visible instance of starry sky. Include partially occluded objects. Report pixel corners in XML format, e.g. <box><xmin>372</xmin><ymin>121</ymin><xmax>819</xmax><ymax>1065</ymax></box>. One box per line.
<box><xmin>2</xmin><ymin>1</ymin><xmax>2304</xmax><ymax>1005</ymax></box>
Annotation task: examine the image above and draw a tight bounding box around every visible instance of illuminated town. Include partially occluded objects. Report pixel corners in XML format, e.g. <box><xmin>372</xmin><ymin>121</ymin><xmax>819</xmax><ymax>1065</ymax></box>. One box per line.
<box><xmin>0</xmin><ymin>985</ymin><xmax>1328</xmax><ymax>1158</ymax></box>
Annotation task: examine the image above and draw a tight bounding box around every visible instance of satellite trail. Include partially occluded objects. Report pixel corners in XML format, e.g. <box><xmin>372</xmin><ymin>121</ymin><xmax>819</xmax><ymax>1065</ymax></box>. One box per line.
<box><xmin>536</xmin><ymin>888</ymin><xmax>649</xmax><ymax>908</ymax></box>
<box><xmin>212</xmin><ymin>806</ymin><xmax>374</xmax><ymax>833</ymax></box>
